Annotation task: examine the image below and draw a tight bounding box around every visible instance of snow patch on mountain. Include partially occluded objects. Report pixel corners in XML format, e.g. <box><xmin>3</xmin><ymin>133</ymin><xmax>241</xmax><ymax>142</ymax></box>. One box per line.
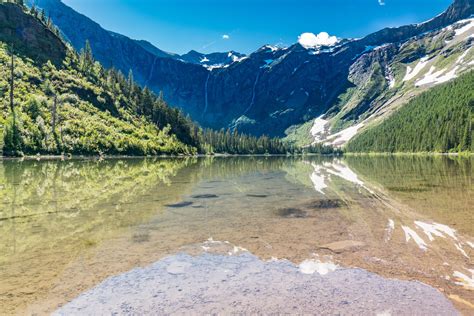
<box><xmin>310</xmin><ymin>116</ymin><xmax>329</xmax><ymax>142</ymax></box>
<box><xmin>456</xmin><ymin>47</ymin><xmax>471</xmax><ymax>64</ymax></box>
<box><xmin>454</xmin><ymin>18</ymin><xmax>474</xmax><ymax>36</ymax></box>
<box><xmin>327</xmin><ymin>124</ymin><xmax>364</xmax><ymax>147</ymax></box>
<box><xmin>415</xmin><ymin>66</ymin><xmax>459</xmax><ymax>86</ymax></box>
<box><xmin>204</xmin><ymin>64</ymin><xmax>227</xmax><ymax>71</ymax></box>
<box><xmin>232</xmin><ymin>55</ymin><xmax>248</xmax><ymax>63</ymax></box>
<box><xmin>264</xmin><ymin>45</ymin><xmax>280</xmax><ymax>52</ymax></box>
<box><xmin>403</xmin><ymin>56</ymin><xmax>429</xmax><ymax>81</ymax></box>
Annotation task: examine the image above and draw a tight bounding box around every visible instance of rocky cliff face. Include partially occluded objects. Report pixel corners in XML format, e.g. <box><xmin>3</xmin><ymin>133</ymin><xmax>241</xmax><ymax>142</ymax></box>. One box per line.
<box><xmin>0</xmin><ymin>3</ymin><xmax>66</xmax><ymax>65</ymax></box>
<box><xmin>29</xmin><ymin>0</ymin><xmax>474</xmax><ymax>138</ymax></box>
<box><xmin>26</xmin><ymin>0</ymin><xmax>184</xmax><ymax>83</ymax></box>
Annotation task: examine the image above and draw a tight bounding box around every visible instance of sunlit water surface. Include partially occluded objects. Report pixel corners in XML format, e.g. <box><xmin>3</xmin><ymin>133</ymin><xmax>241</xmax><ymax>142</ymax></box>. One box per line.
<box><xmin>0</xmin><ymin>156</ymin><xmax>472</xmax><ymax>314</ymax></box>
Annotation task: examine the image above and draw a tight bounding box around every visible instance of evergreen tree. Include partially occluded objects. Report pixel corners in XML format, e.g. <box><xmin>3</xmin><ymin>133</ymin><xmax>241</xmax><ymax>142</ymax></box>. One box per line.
<box><xmin>347</xmin><ymin>71</ymin><xmax>474</xmax><ymax>153</ymax></box>
<box><xmin>39</xmin><ymin>8</ymin><xmax>46</xmax><ymax>22</ymax></box>
<box><xmin>79</xmin><ymin>40</ymin><xmax>94</xmax><ymax>74</ymax></box>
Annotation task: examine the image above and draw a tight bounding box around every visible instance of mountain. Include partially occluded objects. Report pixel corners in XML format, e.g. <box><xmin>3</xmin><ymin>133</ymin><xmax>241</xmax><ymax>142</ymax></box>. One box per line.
<box><xmin>25</xmin><ymin>0</ymin><xmax>181</xmax><ymax>85</ymax></box>
<box><xmin>1</xmin><ymin>2</ymin><xmax>306</xmax><ymax>157</ymax></box>
<box><xmin>287</xmin><ymin>14</ymin><xmax>474</xmax><ymax>148</ymax></box>
<box><xmin>179</xmin><ymin>50</ymin><xmax>246</xmax><ymax>69</ymax></box>
<box><xmin>25</xmin><ymin>0</ymin><xmax>245</xmax><ymax>80</ymax></box>
<box><xmin>29</xmin><ymin>0</ymin><xmax>474</xmax><ymax>146</ymax></box>
<box><xmin>0</xmin><ymin>1</ymin><xmax>66</xmax><ymax>65</ymax></box>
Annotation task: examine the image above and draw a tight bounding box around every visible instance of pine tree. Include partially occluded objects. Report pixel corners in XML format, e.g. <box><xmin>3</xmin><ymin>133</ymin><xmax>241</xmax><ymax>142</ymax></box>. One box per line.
<box><xmin>79</xmin><ymin>40</ymin><xmax>94</xmax><ymax>74</ymax></box>
<box><xmin>40</xmin><ymin>9</ymin><xmax>46</xmax><ymax>23</ymax></box>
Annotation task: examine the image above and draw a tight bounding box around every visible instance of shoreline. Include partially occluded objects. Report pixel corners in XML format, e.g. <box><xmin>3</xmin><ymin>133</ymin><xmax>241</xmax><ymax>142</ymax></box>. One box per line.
<box><xmin>344</xmin><ymin>152</ymin><xmax>473</xmax><ymax>157</ymax></box>
<box><xmin>1</xmin><ymin>152</ymin><xmax>472</xmax><ymax>161</ymax></box>
<box><xmin>0</xmin><ymin>153</ymin><xmax>339</xmax><ymax>161</ymax></box>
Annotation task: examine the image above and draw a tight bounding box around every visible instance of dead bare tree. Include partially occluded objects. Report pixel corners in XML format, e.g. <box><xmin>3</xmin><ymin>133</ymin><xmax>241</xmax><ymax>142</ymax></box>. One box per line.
<box><xmin>9</xmin><ymin>45</ymin><xmax>14</xmax><ymax>112</ymax></box>
<box><xmin>51</xmin><ymin>94</ymin><xmax>57</xmax><ymax>132</ymax></box>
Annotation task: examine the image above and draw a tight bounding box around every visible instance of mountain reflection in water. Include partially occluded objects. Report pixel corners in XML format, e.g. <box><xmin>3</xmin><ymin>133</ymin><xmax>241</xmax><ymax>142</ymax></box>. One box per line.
<box><xmin>0</xmin><ymin>156</ymin><xmax>472</xmax><ymax>314</ymax></box>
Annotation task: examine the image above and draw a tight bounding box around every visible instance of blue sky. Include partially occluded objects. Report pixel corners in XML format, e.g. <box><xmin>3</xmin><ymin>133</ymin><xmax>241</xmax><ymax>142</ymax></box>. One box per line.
<box><xmin>62</xmin><ymin>0</ymin><xmax>453</xmax><ymax>55</ymax></box>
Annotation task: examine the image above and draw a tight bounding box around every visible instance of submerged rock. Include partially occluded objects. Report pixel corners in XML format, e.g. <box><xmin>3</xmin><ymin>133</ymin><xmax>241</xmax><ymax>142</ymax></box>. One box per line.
<box><xmin>307</xmin><ymin>199</ymin><xmax>345</xmax><ymax>209</ymax></box>
<box><xmin>166</xmin><ymin>201</ymin><xmax>193</xmax><ymax>208</ymax></box>
<box><xmin>277</xmin><ymin>208</ymin><xmax>307</xmax><ymax>218</ymax></box>
<box><xmin>319</xmin><ymin>240</ymin><xmax>367</xmax><ymax>253</ymax></box>
<box><xmin>132</xmin><ymin>231</ymin><xmax>150</xmax><ymax>243</ymax></box>
<box><xmin>191</xmin><ymin>194</ymin><xmax>219</xmax><ymax>199</ymax></box>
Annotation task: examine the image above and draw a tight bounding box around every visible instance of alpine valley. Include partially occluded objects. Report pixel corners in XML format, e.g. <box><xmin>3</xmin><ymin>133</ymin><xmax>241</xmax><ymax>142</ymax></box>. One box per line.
<box><xmin>25</xmin><ymin>0</ymin><xmax>474</xmax><ymax>153</ymax></box>
<box><xmin>2</xmin><ymin>1</ymin><xmax>474</xmax><ymax>315</ymax></box>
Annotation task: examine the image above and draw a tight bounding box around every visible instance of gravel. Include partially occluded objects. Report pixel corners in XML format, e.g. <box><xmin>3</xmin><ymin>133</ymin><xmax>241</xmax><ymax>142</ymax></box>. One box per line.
<box><xmin>55</xmin><ymin>252</ymin><xmax>458</xmax><ymax>315</ymax></box>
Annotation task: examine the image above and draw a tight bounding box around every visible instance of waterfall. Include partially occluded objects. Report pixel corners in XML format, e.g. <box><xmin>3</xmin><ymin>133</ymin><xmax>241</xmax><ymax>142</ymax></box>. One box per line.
<box><xmin>203</xmin><ymin>72</ymin><xmax>211</xmax><ymax>115</ymax></box>
<box><xmin>145</xmin><ymin>56</ymin><xmax>158</xmax><ymax>86</ymax></box>
<box><xmin>243</xmin><ymin>71</ymin><xmax>261</xmax><ymax>115</ymax></box>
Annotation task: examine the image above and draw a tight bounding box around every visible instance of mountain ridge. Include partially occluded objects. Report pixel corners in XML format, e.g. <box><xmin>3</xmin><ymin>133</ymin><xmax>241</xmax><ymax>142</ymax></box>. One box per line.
<box><xmin>26</xmin><ymin>0</ymin><xmax>474</xmax><ymax>146</ymax></box>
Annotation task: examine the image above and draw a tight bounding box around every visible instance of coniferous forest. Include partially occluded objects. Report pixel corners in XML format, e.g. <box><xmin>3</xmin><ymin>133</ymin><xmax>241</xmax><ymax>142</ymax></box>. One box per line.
<box><xmin>346</xmin><ymin>71</ymin><xmax>473</xmax><ymax>153</ymax></box>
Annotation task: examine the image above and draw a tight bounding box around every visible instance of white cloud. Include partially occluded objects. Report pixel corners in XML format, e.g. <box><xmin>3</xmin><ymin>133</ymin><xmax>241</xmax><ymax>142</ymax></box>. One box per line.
<box><xmin>222</xmin><ymin>34</ymin><xmax>230</xmax><ymax>40</ymax></box>
<box><xmin>298</xmin><ymin>32</ymin><xmax>338</xmax><ymax>48</ymax></box>
<box><xmin>378</xmin><ymin>0</ymin><xmax>386</xmax><ymax>5</ymax></box>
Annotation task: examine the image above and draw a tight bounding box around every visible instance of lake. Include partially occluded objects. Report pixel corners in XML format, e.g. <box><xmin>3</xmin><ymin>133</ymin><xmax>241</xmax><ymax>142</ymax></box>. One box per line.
<box><xmin>0</xmin><ymin>156</ymin><xmax>473</xmax><ymax>314</ymax></box>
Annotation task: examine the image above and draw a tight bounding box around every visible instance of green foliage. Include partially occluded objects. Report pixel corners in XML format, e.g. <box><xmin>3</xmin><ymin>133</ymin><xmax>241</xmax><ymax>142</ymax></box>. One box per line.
<box><xmin>3</xmin><ymin>112</ymin><xmax>23</xmax><ymax>156</ymax></box>
<box><xmin>0</xmin><ymin>38</ymin><xmax>196</xmax><ymax>156</ymax></box>
<box><xmin>283</xmin><ymin>120</ymin><xmax>314</xmax><ymax>147</ymax></box>
<box><xmin>346</xmin><ymin>71</ymin><xmax>474</xmax><ymax>153</ymax></box>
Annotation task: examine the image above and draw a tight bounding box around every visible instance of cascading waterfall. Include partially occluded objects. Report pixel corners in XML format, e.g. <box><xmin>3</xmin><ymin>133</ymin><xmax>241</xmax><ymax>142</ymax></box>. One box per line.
<box><xmin>243</xmin><ymin>71</ymin><xmax>261</xmax><ymax>115</ymax></box>
<box><xmin>203</xmin><ymin>72</ymin><xmax>211</xmax><ymax>115</ymax></box>
<box><xmin>145</xmin><ymin>56</ymin><xmax>158</xmax><ymax>86</ymax></box>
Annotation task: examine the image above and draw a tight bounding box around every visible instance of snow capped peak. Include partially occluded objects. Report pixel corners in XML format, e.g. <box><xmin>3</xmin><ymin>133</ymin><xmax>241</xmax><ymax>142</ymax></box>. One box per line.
<box><xmin>298</xmin><ymin>32</ymin><xmax>339</xmax><ymax>49</ymax></box>
<box><xmin>256</xmin><ymin>44</ymin><xmax>287</xmax><ymax>53</ymax></box>
<box><xmin>231</xmin><ymin>55</ymin><xmax>248</xmax><ymax>63</ymax></box>
<box><xmin>264</xmin><ymin>45</ymin><xmax>280</xmax><ymax>52</ymax></box>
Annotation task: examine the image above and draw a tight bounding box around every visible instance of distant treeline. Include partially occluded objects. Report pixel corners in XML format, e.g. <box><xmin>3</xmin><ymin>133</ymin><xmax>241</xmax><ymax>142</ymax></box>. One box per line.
<box><xmin>196</xmin><ymin>128</ymin><xmax>339</xmax><ymax>155</ymax></box>
<box><xmin>346</xmin><ymin>71</ymin><xmax>473</xmax><ymax>153</ymax></box>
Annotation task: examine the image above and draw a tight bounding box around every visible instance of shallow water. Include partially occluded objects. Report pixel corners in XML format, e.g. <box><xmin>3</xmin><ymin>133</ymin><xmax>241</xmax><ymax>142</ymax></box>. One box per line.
<box><xmin>0</xmin><ymin>156</ymin><xmax>473</xmax><ymax>314</ymax></box>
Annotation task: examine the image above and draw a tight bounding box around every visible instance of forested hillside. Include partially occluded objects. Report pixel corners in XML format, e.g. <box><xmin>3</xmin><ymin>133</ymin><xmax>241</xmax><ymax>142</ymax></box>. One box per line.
<box><xmin>0</xmin><ymin>1</ymin><xmax>200</xmax><ymax>156</ymax></box>
<box><xmin>346</xmin><ymin>71</ymin><xmax>473</xmax><ymax>153</ymax></box>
